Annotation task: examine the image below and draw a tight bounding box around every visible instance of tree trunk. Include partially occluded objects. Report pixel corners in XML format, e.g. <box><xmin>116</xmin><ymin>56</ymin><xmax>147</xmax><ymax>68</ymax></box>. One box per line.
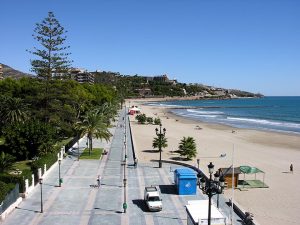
<box><xmin>89</xmin><ymin>137</ymin><xmax>93</xmax><ymax>156</ymax></box>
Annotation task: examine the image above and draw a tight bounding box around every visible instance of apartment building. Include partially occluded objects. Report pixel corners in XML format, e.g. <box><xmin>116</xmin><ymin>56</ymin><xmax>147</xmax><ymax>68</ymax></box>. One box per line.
<box><xmin>69</xmin><ymin>68</ymin><xmax>94</xmax><ymax>84</ymax></box>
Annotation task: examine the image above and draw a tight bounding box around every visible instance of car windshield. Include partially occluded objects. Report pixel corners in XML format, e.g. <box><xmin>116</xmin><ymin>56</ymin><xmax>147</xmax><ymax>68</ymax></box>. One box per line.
<box><xmin>148</xmin><ymin>196</ymin><xmax>160</xmax><ymax>201</ymax></box>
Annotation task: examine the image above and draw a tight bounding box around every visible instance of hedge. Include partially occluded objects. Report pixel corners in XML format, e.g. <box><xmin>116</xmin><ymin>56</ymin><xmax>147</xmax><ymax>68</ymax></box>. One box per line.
<box><xmin>31</xmin><ymin>152</ymin><xmax>58</xmax><ymax>174</ymax></box>
<box><xmin>0</xmin><ymin>181</ymin><xmax>9</xmax><ymax>202</ymax></box>
<box><xmin>0</xmin><ymin>169</ymin><xmax>32</xmax><ymax>193</ymax></box>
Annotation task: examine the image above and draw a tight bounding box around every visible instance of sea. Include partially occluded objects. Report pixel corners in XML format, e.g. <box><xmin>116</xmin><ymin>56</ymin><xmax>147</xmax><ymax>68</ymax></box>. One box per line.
<box><xmin>147</xmin><ymin>96</ymin><xmax>300</xmax><ymax>135</ymax></box>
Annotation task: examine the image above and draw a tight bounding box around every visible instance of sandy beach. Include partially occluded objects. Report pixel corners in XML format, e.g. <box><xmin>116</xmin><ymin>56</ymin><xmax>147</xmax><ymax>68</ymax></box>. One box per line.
<box><xmin>128</xmin><ymin>98</ymin><xmax>300</xmax><ymax>225</ymax></box>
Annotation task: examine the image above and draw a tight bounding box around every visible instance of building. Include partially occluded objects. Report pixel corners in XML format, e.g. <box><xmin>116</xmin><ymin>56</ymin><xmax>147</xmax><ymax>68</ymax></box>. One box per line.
<box><xmin>219</xmin><ymin>167</ymin><xmax>241</xmax><ymax>188</ymax></box>
<box><xmin>134</xmin><ymin>88</ymin><xmax>152</xmax><ymax>97</ymax></box>
<box><xmin>0</xmin><ymin>64</ymin><xmax>3</xmax><ymax>80</ymax></box>
<box><xmin>153</xmin><ymin>74</ymin><xmax>169</xmax><ymax>82</ymax></box>
<box><xmin>69</xmin><ymin>68</ymin><xmax>94</xmax><ymax>84</ymax></box>
<box><xmin>143</xmin><ymin>74</ymin><xmax>177</xmax><ymax>85</ymax></box>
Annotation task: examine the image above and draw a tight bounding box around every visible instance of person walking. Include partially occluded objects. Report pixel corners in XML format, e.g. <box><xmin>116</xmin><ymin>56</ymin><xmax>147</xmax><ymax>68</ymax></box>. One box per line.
<box><xmin>97</xmin><ymin>175</ymin><xmax>101</xmax><ymax>187</ymax></box>
<box><xmin>290</xmin><ymin>164</ymin><xmax>293</xmax><ymax>174</ymax></box>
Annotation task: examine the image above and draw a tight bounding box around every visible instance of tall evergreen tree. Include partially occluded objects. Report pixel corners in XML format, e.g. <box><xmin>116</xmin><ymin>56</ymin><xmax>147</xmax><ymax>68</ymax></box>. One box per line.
<box><xmin>28</xmin><ymin>11</ymin><xmax>72</xmax><ymax>80</ymax></box>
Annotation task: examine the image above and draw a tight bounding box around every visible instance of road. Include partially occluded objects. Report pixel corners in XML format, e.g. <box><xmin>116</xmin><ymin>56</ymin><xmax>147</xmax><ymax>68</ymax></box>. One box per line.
<box><xmin>1</xmin><ymin>109</ymin><xmax>242</xmax><ymax>225</ymax></box>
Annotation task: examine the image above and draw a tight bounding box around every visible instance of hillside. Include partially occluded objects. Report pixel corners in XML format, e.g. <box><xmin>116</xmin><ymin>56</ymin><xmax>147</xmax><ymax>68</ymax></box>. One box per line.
<box><xmin>0</xmin><ymin>64</ymin><xmax>263</xmax><ymax>98</ymax></box>
<box><xmin>0</xmin><ymin>63</ymin><xmax>33</xmax><ymax>79</ymax></box>
<box><xmin>93</xmin><ymin>71</ymin><xmax>264</xmax><ymax>98</ymax></box>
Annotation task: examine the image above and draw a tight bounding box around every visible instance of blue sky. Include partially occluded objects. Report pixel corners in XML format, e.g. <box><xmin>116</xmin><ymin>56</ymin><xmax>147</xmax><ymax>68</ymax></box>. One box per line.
<box><xmin>1</xmin><ymin>0</ymin><xmax>300</xmax><ymax>96</ymax></box>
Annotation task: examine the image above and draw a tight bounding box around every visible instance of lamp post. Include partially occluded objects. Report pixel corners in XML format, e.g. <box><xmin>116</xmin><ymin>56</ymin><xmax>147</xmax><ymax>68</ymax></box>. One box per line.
<box><xmin>123</xmin><ymin>177</ymin><xmax>127</xmax><ymax>213</ymax></box>
<box><xmin>200</xmin><ymin>162</ymin><xmax>225</xmax><ymax>225</ymax></box>
<box><xmin>197</xmin><ymin>158</ymin><xmax>200</xmax><ymax>169</ymax></box>
<box><xmin>122</xmin><ymin>110</ymin><xmax>128</xmax><ymax>213</ymax></box>
<box><xmin>39</xmin><ymin>178</ymin><xmax>43</xmax><ymax>213</ymax></box>
<box><xmin>58</xmin><ymin>158</ymin><xmax>62</xmax><ymax>187</ymax></box>
<box><xmin>155</xmin><ymin>123</ymin><xmax>166</xmax><ymax>168</ymax></box>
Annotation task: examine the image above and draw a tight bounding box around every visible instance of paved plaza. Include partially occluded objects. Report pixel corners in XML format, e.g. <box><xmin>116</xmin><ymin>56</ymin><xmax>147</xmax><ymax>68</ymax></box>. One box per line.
<box><xmin>1</xmin><ymin>110</ymin><xmax>243</xmax><ymax>225</ymax></box>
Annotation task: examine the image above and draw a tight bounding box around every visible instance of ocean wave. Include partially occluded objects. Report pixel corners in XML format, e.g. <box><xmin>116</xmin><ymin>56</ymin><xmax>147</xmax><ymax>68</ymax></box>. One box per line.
<box><xmin>187</xmin><ymin>109</ymin><xmax>224</xmax><ymax>115</ymax></box>
<box><xmin>227</xmin><ymin>117</ymin><xmax>300</xmax><ymax>128</ymax></box>
<box><xmin>146</xmin><ymin>103</ymin><xmax>183</xmax><ymax>107</ymax></box>
<box><xmin>175</xmin><ymin>112</ymin><xmax>220</xmax><ymax>118</ymax></box>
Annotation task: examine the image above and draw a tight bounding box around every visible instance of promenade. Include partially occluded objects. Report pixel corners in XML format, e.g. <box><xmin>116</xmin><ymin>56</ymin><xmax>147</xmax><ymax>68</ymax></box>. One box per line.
<box><xmin>1</xmin><ymin>109</ymin><xmax>243</xmax><ymax>225</ymax></box>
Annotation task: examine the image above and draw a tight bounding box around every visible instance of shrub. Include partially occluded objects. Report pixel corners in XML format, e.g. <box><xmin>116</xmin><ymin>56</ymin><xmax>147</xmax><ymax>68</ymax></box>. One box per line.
<box><xmin>0</xmin><ymin>181</ymin><xmax>9</xmax><ymax>202</ymax></box>
<box><xmin>146</xmin><ymin>117</ymin><xmax>153</xmax><ymax>124</ymax></box>
<box><xmin>154</xmin><ymin>118</ymin><xmax>161</xmax><ymax>125</ymax></box>
<box><xmin>0</xmin><ymin>169</ymin><xmax>32</xmax><ymax>193</ymax></box>
<box><xmin>135</xmin><ymin>114</ymin><xmax>147</xmax><ymax>124</ymax></box>
<box><xmin>31</xmin><ymin>152</ymin><xmax>58</xmax><ymax>173</ymax></box>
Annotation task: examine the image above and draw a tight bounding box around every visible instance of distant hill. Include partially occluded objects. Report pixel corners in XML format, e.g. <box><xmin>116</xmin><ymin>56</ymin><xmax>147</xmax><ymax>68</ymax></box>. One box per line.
<box><xmin>0</xmin><ymin>63</ymin><xmax>33</xmax><ymax>79</ymax></box>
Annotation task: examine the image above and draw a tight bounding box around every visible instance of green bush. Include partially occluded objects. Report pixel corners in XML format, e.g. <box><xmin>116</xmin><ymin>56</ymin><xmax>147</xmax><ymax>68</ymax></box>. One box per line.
<box><xmin>154</xmin><ymin>118</ymin><xmax>161</xmax><ymax>125</ymax></box>
<box><xmin>146</xmin><ymin>117</ymin><xmax>153</xmax><ymax>124</ymax></box>
<box><xmin>135</xmin><ymin>114</ymin><xmax>147</xmax><ymax>124</ymax></box>
<box><xmin>0</xmin><ymin>170</ymin><xmax>32</xmax><ymax>193</ymax></box>
<box><xmin>0</xmin><ymin>181</ymin><xmax>9</xmax><ymax>202</ymax></box>
<box><xmin>31</xmin><ymin>152</ymin><xmax>58</xmax><ymax>173</ymax></box>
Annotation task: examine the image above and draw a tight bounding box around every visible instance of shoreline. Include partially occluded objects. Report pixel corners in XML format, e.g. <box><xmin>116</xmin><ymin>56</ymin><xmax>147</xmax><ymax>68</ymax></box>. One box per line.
<box><xmin>135</xmin><ymin>97</ymin><xmax>300</xmax><ymax>137</ymax></box>
<box><xmin>128</xmin><ymin>99</ymin><xmax>300</xmax><ymax>225</ymax></box>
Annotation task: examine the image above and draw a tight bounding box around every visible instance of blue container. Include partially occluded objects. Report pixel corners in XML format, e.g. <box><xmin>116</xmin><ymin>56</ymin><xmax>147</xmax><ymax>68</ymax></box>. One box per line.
<box><xmin>174</xmin><ymin>168</ymin><xmax>197</xmax><ymax>195</ymax></box>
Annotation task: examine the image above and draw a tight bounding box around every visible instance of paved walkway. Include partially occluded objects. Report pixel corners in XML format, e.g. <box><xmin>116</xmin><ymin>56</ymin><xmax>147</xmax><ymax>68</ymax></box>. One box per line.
<box><xmin>1</xmin><ymin>109</ymin><xmax>243</xmax><ymax>225</ymax></box>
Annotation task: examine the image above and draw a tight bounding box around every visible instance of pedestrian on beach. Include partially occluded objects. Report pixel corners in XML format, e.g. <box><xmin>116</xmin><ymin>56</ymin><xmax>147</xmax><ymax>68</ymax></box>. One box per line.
<box><xmin>290</xmin><ymin>164</ymin><xmax>293</xmax><ymax>174</ymax></box>
<box><xmin>97</xmin><ymin>175</ymin><xmax>101</xmax><ymax>187</ymax></box>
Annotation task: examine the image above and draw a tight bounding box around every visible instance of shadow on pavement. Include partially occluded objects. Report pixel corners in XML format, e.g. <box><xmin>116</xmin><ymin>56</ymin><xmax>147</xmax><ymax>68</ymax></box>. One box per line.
<box><xmin>154</xmin><ymin>215</ymin><xmax>186</xmax><ymax>220</ymax></box>
<box><xmin>94</xmin><ymin>207</ymin><xmax>122</xmax><ymax>214</ymax></box>
<box><xmin>15</xmin><ymin>206</ymin><xmax>40</xmax><ymax>213</ymax></box>
<box><xmin>101</xmin><ymin>183</ymin><xmax>122</xmax><ymax>188</ymax></box>
<box><xmin>132</xmin><ymin>199</ymin><xmax>149</xmax><ymax>212</ymax></box>
<box><xmin>169</xmin><ymin>157</ymin><xmax>189</xmax><ymax>161</ymax></box>
<box><xmin>43</xmin><ymin>183</ymin><xmax>57</xmax><ymax>187</ymax></box>
<box><xmin>159</xmin><ymin>185</ymin><xmax>177</xmax><ymax>195</ymax></box>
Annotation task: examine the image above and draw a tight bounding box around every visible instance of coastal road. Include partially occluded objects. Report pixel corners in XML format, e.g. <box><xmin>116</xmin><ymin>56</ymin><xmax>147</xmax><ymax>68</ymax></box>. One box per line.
<box><xmin>2</xmin><ymin>109</ymin><xmax>243</xmax><ymax>225</ymax></box>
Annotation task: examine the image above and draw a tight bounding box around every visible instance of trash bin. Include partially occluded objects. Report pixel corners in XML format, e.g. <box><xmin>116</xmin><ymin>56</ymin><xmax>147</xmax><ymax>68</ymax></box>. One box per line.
<box><xmin>60</xmin><ymin>178</ymin><xmax>63</xmax><ymax>184</ymax></box>
<box><xmin>174</xmin><ymin>168</ymin><xmax>197</xmax><ymax>195</ymax></box>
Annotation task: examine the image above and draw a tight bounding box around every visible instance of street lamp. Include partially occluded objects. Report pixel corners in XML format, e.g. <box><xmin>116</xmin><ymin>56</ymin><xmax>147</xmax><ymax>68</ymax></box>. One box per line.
<box><xmin>123</xmin><ymin>178</ymin><xmax>127</xmax><ymax>213</ymax></box>
<box><xmin>58</xmin><ymin>158</ymin><xmax>62</xmax><ymax>187</ymax></box>
<box><xmin>39</xmin><ymin>178</ymin><xmax>43</xmax><ymax>213</ymax></box>
<box><xmin>200</xmin><ymin>162</ymin><xmax>225</xmax><ymax>225</ymax></box>
<box><xmin>155</xmin><ymin>123</ymin><xmax>166</xmax><ymax>168</ymax></box>
<box><xmin>121</xmin><ymin>160</ymin><xmax>127</xmax><ymax>213</ymax></box>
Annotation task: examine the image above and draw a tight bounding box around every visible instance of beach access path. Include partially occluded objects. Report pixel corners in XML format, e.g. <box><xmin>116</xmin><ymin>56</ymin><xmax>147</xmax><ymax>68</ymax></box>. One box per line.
<box><xmin>1</xmin><ymin>109</ymin><xmax>242</xmax><ymax>225</ymax></box>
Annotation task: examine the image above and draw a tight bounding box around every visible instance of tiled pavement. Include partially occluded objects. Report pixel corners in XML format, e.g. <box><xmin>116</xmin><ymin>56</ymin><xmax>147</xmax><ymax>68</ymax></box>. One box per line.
<box><xmin>1</xmin><ymin>109</ymin><xmax>242</xmax><ymax>225</ymax></box>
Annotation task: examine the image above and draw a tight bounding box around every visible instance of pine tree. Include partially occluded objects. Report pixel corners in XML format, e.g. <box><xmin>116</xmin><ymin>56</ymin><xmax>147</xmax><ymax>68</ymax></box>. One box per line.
<box><xmin>28</xmin><ymin>11</ymin><xmax>72</xmax><ymax>80</ymax></box>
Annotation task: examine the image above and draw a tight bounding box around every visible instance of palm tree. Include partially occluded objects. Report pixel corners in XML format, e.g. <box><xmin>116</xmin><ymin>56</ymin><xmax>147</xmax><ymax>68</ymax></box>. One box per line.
<box><xmin>76</xmin><ymin>109</ymin><xmax>112</xmax><ymax>156</ymax></box>
<box><xmin>178</xmin><ymin>137</ymin><xmax>197</xmax><ymax>160</ymax></box>
<box><xmin>96</xmin><ymin>102</ymin><xmax>115</xmax><ymax>126</ymax></box>
<box><xmin>0</xmin><ymin>152</ymin><xmax>16</xmax><ymax>173</ymax></box>
<box><xmin>0</xmin><ymin>96</ymin><xmax>29</xmax><ymax>125</ymax></box>
<box><xmin>152</xmin><ymin>136</ymin><xmax>168</xmax><ymax>151</ymax></box>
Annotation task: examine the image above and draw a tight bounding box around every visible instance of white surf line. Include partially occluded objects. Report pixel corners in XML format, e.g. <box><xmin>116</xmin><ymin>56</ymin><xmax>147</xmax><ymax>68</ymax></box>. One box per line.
<box><xmin>158</xmin><ymin>168</ymin><xmax>186</xmax><ymax>223</ymax></box>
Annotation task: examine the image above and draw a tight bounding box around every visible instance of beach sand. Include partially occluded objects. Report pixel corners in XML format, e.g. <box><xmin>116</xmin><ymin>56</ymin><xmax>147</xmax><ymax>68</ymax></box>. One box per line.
<box><xmin>128</xmin><ymin>99</ymin><xmax>300</xmax><ymax>225</ymax></box>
